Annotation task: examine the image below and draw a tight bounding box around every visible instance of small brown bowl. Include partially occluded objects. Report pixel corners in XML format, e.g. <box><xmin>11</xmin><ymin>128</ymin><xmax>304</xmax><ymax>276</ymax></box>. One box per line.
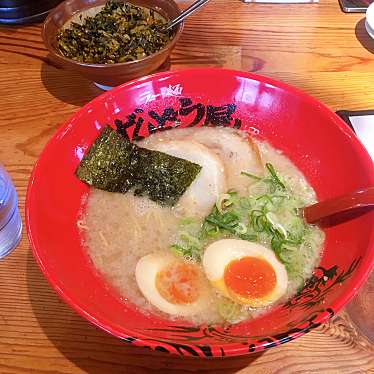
<box><xmin>42</xmin><ymin>0</ymin><xmax>183</xmax><ymax>88</ymax></box>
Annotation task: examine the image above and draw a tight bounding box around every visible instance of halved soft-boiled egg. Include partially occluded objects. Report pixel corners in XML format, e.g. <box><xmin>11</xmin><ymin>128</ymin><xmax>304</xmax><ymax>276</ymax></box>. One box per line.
<box><xmin>135</xmin><ymin>252</ymin><xmax>211</xmax><ymax>316</ymax></box>
<box><xmin>202</xmin><ymin>239</ymin><xmax>288</xmax><ymax>308</ymax></box>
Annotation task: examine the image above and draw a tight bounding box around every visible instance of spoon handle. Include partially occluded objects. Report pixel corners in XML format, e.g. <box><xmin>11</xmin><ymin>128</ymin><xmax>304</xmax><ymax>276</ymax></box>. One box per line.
<box><xmin>165</xmin><ymin>0</ymin><xmax>210</xmax><ymax>30</ymax></box>
<box><xmin>303</xmin><ymin>186</ymin><xmax>374</xmax><ymax>224</ymax></box>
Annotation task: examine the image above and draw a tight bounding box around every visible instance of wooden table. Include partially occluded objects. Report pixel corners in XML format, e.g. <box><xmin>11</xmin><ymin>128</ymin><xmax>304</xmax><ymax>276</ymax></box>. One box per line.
<box><xmin>1</xmin><ymin>0</ymin><xmax>374</xmax><ymax>372</ymax></box>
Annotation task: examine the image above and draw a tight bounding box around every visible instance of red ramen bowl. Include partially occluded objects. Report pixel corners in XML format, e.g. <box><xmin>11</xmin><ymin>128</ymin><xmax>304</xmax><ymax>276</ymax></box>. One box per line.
<box><xmin>26</xmin><ymin>68</ymin><xmax>374</xmax><ymax>357</ymax></box>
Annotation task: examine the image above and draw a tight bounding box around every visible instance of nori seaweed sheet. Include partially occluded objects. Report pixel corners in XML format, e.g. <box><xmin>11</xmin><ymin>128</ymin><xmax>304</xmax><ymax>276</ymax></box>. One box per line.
<box><xmin>76</xmin><ymin>126</ymin><xmax>137</xmax><ymax>193</ymax></box>
<box><xmin>134</xmin><ymin>148</ymin><xmax>201</xmax><ymax>206</ymax></box>
<box><xmin>75</xmin><ymin>126</ymin><xmax>202</xmax><ymax>206</ymax></box>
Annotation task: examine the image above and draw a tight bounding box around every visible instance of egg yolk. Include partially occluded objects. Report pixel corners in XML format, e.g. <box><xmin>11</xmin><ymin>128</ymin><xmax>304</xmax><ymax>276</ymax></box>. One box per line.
<box><xmin>224</xmin><ymin>256</ymin><xmax>276</xmax><ymax>299</ymax></box>
<box><xmin>156</xmin><ymin>262</ymin><xmax>200</xmax><ymax>305</ymax></box>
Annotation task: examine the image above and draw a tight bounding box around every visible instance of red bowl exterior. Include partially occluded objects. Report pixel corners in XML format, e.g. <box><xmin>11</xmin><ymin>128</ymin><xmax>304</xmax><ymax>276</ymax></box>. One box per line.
<box><xmin>26</xmin><ymin>68</ymin><xmax>374</xmax><ymax>357</ymax></box>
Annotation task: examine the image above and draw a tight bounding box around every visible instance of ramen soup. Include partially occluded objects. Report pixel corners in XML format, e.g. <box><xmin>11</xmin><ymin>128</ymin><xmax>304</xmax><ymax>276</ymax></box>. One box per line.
<box><xmin>78</xmin><ymin>127</ymin><xmax>325</xmax><ymax>325</ymax></box>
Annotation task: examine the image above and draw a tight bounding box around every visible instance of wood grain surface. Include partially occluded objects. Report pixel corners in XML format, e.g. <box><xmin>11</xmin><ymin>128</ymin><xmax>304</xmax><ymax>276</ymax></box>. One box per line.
<box><xmin>0</xmin><ymin>0</ymin><xmax>374</xmax><ymax>372</ymax></box>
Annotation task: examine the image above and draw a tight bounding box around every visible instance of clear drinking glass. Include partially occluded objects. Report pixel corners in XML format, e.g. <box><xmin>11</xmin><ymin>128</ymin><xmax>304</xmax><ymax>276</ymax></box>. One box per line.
<box><xmin>0</xmin><ymin>165</ymin><xmax>22</xmax><ymax>259</ymax></box>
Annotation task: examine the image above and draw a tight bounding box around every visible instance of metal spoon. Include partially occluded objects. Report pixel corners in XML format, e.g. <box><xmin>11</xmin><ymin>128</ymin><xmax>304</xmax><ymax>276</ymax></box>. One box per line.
<box><xmin>303</xmin><ymin>186</ymin><xmax>374</xmax><ymax>224</ymax></box>
<box><xmin>163</xmin><ymin>0</ymin><xmax>210</xmax><ymax>31</ymax></box>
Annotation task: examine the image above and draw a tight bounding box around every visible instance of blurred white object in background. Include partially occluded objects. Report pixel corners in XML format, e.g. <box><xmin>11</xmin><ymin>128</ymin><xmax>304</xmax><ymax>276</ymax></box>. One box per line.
<box><xmin>349</xmin><ymin>115</ymin><xmax>374</xmax><ymax>161</ymax></box>
<box><xmin>366</xmin><ymin>2</ymin><xmax>374</xmax><ymax>38</ymax></box>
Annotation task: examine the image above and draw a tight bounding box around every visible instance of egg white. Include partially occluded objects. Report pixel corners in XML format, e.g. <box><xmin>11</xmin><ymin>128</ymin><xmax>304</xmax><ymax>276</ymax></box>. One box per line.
<box><xmin>202</xmin><ymin>239</ymin><xmax>288</xmax><ymax>307</ymax></box>
<box><xmin>135</xmin><ymin>252</ymin><xmax>211</xmax><ymax>316</ymax></box>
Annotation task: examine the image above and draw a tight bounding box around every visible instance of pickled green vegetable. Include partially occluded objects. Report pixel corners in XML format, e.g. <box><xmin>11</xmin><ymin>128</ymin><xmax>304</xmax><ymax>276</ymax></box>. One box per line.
<box><xmin>56</xmin><ymin>1</ymin><xmax>172</xmax><ymax>64</ymax></box>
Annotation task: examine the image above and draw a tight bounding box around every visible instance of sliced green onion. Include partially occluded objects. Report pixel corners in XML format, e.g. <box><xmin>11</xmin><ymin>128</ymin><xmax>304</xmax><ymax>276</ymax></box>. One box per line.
<box><xmin>234</xmin><ymin>222</ymin><xmax>248</xmax><ymax>235</ymax></box>
<box><xmin>241</xmin><ymin>171</ymin><xmax>262</xmax><ymax>180</ymax></box>
<box><xmin>216</xmin><ymin>193</ymin><xmax>232</xmax><ymax>214</ymax></box>
<box><xmin>266</xmin><ymin>212</ymin><xmax>288</xmax><ymax>239</ymax></box>
<box><xmin>265</xmin><ymin>163</ymin><xmax>286</xmax><ymax>190</ymax></box>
